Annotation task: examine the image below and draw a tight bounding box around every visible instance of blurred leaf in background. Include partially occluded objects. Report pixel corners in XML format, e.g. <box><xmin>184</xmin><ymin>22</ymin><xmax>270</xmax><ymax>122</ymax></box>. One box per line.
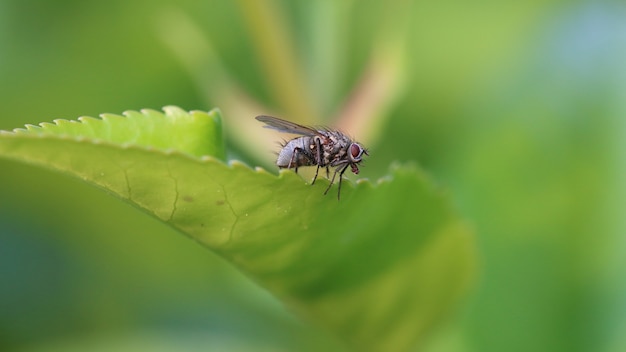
<box><xmin>1</xmin><ymin>0</ymin><xmax>625</xmax><ymax>352</ymax></box>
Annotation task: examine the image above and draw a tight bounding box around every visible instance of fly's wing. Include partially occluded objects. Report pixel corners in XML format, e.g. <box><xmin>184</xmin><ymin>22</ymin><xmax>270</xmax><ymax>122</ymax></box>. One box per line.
<box><xmin>255</xmin><ymin>115</ymin><xmax>320</xmax><ymax>136</ymax></box>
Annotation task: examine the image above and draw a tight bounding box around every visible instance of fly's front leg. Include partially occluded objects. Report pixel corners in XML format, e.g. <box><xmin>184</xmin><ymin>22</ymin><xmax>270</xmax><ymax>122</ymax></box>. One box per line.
<box><xmin>324</xmin><ymin>163</ymin><xmax>350</xmax><ymax>200</ymax></box>
<box><xmin>336</xmin><ymin>163</ymin><xmax>350</xmax><ymax>200</ymax></box>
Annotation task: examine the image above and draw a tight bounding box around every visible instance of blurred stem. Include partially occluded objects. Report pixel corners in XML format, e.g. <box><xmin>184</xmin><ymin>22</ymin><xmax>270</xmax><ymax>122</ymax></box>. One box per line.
<box><xmin>302</xmin><ymin>1</ymin><xmax>347</xmax><ymax>117</ymax></box>
<box><xmin>156</xmin><ymin>9</ymin><xmax>273</xmax><ymax>164</ymax></box>
<box><xmin>334</xmin><ymin>1</ymin><xmax>409</xmax><ymax>146</ymax></box>
<box><xmin>234</xmin><ymin>0</ymin><xmax>317</xmax><ymax>123</ymax></box>
<box><xmin>334</xmin><ymin>44</ymin><xmax>405</xmax><ymax>147</ymax></box>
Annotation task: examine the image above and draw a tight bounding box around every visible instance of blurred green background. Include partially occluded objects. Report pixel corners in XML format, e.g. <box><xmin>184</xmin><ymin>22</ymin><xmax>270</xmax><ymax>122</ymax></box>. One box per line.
<box><xmin>1</xmin><ymin>1</ymin><xmax>624</xmax><ymax>351</ymax></box>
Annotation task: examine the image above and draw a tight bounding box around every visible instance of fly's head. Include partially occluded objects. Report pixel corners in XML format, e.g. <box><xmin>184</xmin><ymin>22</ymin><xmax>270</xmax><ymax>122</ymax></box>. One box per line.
<box><xmin>348</xmin><ymin>142</ymin><xmax>368</xmax><ymax>174</ymax></box>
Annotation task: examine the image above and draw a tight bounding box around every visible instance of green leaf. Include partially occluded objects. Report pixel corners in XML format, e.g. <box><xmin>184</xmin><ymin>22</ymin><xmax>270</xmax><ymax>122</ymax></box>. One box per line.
<box><xmin>0</xmin><ymin>106</ymin><xmax>476</xmax><ymax>351</ymax></box>
<box><xmin>9</xmin><ymin>106</ymin><xmax>226</xmax><ymax>160</ymax></box>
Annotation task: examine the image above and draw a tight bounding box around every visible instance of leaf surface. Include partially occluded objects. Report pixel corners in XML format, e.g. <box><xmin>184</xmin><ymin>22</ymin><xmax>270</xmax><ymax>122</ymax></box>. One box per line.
<box><xmin>0</xmin><ymin>106</ymin><xmax>475</xmax><ymax>351</ymax></box>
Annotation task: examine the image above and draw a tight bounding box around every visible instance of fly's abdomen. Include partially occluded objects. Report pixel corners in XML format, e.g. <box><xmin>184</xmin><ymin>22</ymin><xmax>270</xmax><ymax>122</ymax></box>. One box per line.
<box><xmin>276</xmin><ymin>137</ymin><xmax>316</xmax><ymax>168</ymax></box>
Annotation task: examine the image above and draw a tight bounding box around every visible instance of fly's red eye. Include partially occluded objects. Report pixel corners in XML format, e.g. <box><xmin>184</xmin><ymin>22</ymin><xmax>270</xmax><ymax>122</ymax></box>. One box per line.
<box><xmin>350</xmin><ymin>143</ymin><xmax>363</xmax><ymax>160</ymax></box>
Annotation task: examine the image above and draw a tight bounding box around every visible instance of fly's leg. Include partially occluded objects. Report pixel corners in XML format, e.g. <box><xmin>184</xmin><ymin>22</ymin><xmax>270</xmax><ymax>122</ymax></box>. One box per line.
<box><xmin>312</xmin><ymin>165</ymin><xmax>320</xmax><ymax>184</ymax></box>
<box><xmin>336</xmin><ymin>164</ymin><xmax>350</xmax><ymax>200</ymax></box>
<box><xmin>288</xmin><ymin>147</ymin><xmax>305</xmax><ymax>174</ymax></box>
<box><xmin>310</xmin><ymin>137</ymin><xmax>325</xmax><ymax>185</ymax></box>
<box><xmin>324</xmin><ymin>163</ymin><xmax>350</xmax><ymax>200</ymax></box>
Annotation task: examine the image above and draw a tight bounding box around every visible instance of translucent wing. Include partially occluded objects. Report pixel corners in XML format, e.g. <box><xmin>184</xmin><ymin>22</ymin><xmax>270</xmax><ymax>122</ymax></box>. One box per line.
<box><xmin>255</xmin><ymin>115</ymin><xmax>320</xmax><ymax>136</ymax></box>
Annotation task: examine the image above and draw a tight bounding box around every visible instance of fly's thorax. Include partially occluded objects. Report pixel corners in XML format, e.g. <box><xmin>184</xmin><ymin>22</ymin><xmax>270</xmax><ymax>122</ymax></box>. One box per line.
<box><xmin>321</xmin><ymin>131</ymin><xmax>352</xmax><ymax>165</ymax></box>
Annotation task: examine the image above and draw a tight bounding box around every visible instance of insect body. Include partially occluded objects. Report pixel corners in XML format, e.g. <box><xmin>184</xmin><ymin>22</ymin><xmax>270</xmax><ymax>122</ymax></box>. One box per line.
<box><xmin>256</xmin><ymin>115</ymin><xmax>368</xmax><ymax>200</ymax></box>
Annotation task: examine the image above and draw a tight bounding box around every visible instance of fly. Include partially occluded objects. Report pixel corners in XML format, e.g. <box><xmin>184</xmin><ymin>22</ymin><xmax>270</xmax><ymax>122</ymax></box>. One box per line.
<box><xmin>256</xmin><ymin>115</ymin><xmax>368</xmax><ymax>200</ymax></box>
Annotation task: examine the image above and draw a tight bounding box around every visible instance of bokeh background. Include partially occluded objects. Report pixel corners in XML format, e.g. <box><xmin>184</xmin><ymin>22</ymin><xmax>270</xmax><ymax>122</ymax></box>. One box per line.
<box><xmin>1</xmin><ymin>1</ymin><xmax>624</xmax><ymax>351</ymax></box>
